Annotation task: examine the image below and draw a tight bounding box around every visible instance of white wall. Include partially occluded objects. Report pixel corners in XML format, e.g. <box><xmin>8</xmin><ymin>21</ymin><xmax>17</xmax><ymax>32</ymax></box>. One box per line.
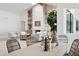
<box><xmin>57</xmin><ymin>3</ymin><xmax>79</xmax><ymax>52</ymax></box>
<box><xmin>32</xmin><ymin>4</ymin><xmax>45</xmax><ymax>35</ymax></box>
<box><xmin>0</xmin><ymin>10</ymin><xmax>27</xmax><ymax>39</ymax></box>
<box><xmin>57</xmin><ymin>4</ymin><xmax>64</xmax><ymax>35</ymax></box>
<box><xmin>20</xmin><ymin>12</ymin><xmax>28</xmax><ymax>31</ymax></box>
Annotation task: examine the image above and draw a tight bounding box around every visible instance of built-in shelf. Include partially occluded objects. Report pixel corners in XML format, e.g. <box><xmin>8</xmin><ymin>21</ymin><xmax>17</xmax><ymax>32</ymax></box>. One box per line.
<box><xmin>28</xmin><ymin>9</ymin><xmax>32</xmax><ymax>33</ymax></box>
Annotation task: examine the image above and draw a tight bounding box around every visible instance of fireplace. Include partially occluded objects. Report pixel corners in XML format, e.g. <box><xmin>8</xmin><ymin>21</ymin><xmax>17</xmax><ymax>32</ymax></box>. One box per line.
<box><xmin>35</xmin><ymin>30</ymin><xmax>40</xmax><ymax>33</ymax></box>
<box><xmin>35</xmin><ymin>30</ymin><xmax>42</xmax><ymax>41</ymax></box>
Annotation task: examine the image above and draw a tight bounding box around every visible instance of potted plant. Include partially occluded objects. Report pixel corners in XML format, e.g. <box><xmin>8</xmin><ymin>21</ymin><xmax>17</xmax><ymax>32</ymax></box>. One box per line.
<box><xmin>47</xmin><ymin>10</ymin><xmax>58</xmax><ymax>45</ymax></box>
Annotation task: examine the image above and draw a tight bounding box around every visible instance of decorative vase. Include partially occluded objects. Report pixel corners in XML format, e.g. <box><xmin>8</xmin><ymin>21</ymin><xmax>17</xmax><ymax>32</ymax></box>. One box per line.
<box><xmin>44</xmin><ymin>37</ymin><xmax>48</xmax><ymax>51</ymax></box>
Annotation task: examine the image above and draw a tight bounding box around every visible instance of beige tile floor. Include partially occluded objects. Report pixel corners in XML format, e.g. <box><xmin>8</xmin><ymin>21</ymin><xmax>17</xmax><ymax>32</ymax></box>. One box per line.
<box><xmin>0</xmin><ymin>39</ymin><xmax>67</xmax><ymax>56</ymax></box>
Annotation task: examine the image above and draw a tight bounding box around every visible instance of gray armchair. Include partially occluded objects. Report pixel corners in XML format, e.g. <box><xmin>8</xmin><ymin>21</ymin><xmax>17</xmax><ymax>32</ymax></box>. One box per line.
<box><xmin>57</xmin><ymin>35</ymin><xmax>68</xmax><ymax>44</ymax></box>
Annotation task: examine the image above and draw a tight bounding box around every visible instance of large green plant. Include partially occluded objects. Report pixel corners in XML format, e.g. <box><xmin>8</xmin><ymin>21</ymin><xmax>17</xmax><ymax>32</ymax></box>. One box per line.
<box><xmin>47</xmin><ymin>10</ymin><xmax>57</xmax><ymax>34</ymax></box>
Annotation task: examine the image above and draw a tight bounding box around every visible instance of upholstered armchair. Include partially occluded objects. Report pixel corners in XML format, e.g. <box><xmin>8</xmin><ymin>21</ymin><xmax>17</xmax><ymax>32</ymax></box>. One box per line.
<box><xmin>57</xmin><ymin>35</ymin><xmax>68</xmax><ymax>44</ymax></box>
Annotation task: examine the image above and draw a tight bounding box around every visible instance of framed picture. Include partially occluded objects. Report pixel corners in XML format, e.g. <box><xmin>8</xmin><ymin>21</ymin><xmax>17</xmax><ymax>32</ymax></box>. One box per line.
<box><xmin>35</xmin><ymin>21</ymin><xmax>40</xmax><ymax>26</ymax></box>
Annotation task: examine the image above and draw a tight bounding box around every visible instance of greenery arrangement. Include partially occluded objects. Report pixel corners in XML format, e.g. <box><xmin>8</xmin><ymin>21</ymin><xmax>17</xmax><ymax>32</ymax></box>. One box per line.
<box><xmin>47</xmin><ymin>10</ymin><xmax>58</xmax><ymax>44</ymax></box>
<box><xmin>47</xmin><ymin>10</ymin><xmax>57</xmax><ymax>34</ymax></box>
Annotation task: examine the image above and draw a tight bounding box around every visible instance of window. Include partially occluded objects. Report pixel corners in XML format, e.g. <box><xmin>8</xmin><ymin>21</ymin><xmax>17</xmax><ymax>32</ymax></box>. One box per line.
<box><xmin>76</xmin><ymin>20</ymin><xmax>79</xmax><ymax>31</ymax></box>
<box><xmin>65</xmin><ymin>9</ymin><xmax>79</xmax><ymax>33</ymax></box>
<box><xmin>66</xmin><ymin>10</ymin><xmax>73</xmax><ymax>33</ymax></box>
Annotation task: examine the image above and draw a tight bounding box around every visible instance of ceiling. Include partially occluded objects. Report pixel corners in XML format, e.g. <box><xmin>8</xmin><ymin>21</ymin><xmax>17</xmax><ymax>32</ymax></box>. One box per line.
<box><xmin>46</xmin><ymin>3</ymin><xmax>57</xmax><ymax>9</ymax></box>
<box><xmin>47</xmin><ymin>3</ymin><xmax>57</xmax><ymax>6</ymax></box>
<box><xmin>0</xmin><ymin>3</ymin><xmax>57</xmax><ymax>15</ymax></box>
<box><xmin>0</xmin><ymin>3</ymin><xmax>33</xmax><ymax>15</ymax></box>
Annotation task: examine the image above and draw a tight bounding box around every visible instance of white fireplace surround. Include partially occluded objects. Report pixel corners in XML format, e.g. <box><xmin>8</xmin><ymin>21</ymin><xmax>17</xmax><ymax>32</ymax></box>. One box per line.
<box><xmin>31</xmin><ymin>4</ymin><xmax>46</xmax><ymax>41</ymax></box>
